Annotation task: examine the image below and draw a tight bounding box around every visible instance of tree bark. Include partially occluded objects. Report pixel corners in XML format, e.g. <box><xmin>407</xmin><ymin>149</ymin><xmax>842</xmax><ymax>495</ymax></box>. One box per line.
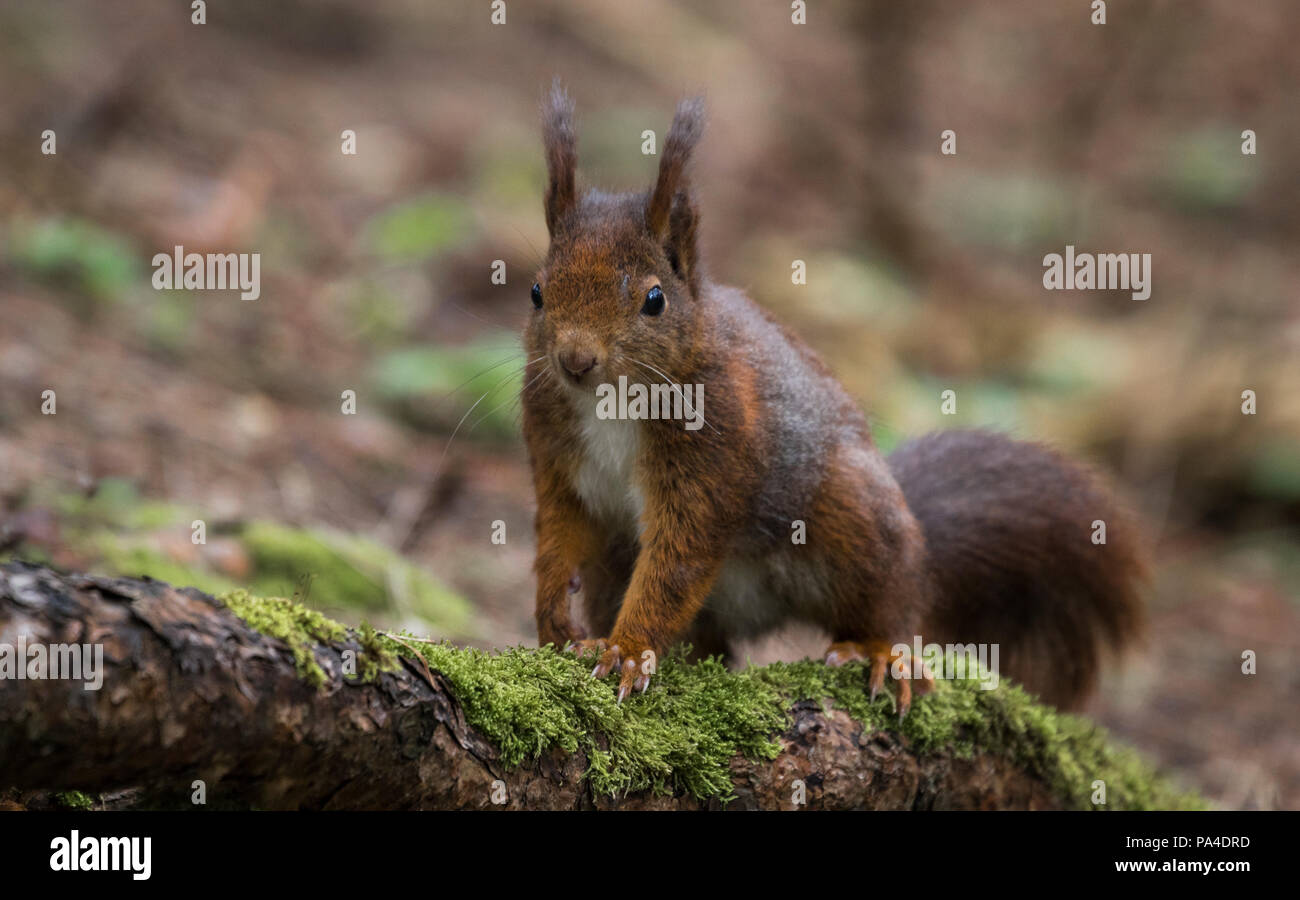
<box><xmin>0</xmin><ymin>561</ymin><xmax>1060</xmax><ymax>810</ymax></box>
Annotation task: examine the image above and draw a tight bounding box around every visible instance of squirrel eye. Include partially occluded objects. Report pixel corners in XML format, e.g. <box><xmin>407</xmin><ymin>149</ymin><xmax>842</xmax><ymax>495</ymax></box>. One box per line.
<box><xmin>641</xmin><ymin>285</ymin><xmax>665</xmax><ymax>316</ymax></box>
<box><xmin>531</xmin><ymin>283</ymin><xmax>543</xmax><ymax>309</ymax></box>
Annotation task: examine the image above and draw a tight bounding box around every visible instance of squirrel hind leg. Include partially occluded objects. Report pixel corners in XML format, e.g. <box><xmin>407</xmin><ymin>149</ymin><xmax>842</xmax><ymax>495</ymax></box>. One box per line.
<box><xmin>823</xmin><ymin>639</ymin><xmax>934</xmax><ymax>719</ymax></box>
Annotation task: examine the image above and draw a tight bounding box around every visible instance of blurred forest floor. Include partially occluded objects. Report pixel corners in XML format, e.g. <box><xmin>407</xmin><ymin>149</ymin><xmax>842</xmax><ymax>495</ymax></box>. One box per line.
<box><xmin>0</xmin><ymin>1</ymin><xmax>1297</xmax><ymax>809</ymax></box>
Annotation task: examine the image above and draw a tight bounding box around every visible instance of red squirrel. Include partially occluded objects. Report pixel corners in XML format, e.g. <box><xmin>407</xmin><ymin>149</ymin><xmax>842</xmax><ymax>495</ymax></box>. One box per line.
<box><xmin>520</xmin><ymin>83</ymin><xmax>1145</xmax><ymax>714</ymax></box>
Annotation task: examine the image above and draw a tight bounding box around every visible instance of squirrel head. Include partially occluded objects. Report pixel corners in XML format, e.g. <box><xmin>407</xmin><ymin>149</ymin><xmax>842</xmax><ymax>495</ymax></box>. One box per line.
<box><xmin>525</xmin><ymin>81</ymin><xmax>706</xmax><ymax>392</ymax></box>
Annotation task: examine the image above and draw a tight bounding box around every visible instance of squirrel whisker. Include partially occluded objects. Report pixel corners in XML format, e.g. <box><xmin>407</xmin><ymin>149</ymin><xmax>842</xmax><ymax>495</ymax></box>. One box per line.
<box><xmin>468</xmin><ymin>366</ymin><xmax>551</xmax><ymax>434</ymax></box>
<box><xmin>626</xmin><ymin>357</ymin><xmax>719</xmax><ymax>434</ymax></box>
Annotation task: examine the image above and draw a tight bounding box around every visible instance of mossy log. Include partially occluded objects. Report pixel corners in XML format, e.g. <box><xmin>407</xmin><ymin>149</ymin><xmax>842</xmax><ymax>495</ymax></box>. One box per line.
<box><xmin>0</xmin><ymin>561</ymin><xmax>1196</xmax><ymax>810</ymax></box>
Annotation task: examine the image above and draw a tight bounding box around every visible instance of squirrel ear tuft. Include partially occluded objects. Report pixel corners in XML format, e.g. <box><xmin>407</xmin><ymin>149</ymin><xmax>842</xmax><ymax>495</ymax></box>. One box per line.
<box><xmin>542</xmin><ymin>79</ymin><xmax>578</xmax><ymax>237</ymax></box>
<box><xmin>648</xmin><ymin>97</ymin><xmax>705</xmax><ymax>291</ymax></box>
<box><xmin>646</xmin><ymin>97</ymin><xmax>705</xmax><ymax>240</ymax></box>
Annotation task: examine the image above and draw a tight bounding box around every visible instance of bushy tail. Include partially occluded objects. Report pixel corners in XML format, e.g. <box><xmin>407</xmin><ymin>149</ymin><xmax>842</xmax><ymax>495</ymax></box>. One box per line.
<box><xmin>889</xmin><ymin>430</ymin><xmax>1147</xmax><ymax>709</ymax></box>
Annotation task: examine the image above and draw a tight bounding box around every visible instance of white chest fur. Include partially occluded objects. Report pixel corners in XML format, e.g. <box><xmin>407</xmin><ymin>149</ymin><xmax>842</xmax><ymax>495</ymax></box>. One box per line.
<box><xmin>572</xmin><ymin>397</ymin><xmax>644</xmax><ymax>528</ymax></box>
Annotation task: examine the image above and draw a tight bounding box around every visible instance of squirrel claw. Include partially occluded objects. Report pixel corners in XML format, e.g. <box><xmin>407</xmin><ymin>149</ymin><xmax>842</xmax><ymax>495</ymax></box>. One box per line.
<box><xmin>824</xmin><ymin>639</ymin><xmax>927</xmax><ymax>721</ymax></box>
<box><xmin>590</xmin><ymin>641</ymin><xmax>622</xmax><ymax>680</ymax></box>
<box><xmin>894</xmin><ymin>677</ymin><xmax>914</xmax><ymax>720</ymax></box>
<box><xmin>616</xmin><ymin>655</ymin><xmax>648</xmax><ymax>700</ymax></box>
<box><xmin>868</xmin><ymin>653</ymin><xmax>888</xmax><ymax>701</ymax></box>
<box><xmin>591</xmin><ymin>645</ymin><xmax>656</xmax><ymax>700</ymax></box>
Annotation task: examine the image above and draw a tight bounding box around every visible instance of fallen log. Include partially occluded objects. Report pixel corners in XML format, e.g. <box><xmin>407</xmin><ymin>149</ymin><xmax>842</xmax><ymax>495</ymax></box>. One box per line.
<box><xmin>0</xmin><ymin>561</ymin><xmax>1198</xmax><ymax>810</ymax></box>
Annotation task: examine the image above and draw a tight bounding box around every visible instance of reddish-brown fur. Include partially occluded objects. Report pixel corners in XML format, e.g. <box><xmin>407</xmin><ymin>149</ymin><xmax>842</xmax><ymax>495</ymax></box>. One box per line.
<box><xmin>521</xmin><ymin>82</ymin><xmax>1146</xmax><ymax>712</ymax></box>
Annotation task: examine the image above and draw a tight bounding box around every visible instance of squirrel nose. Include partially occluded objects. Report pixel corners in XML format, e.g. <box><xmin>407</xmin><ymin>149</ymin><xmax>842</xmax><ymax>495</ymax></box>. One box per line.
<box><xmin>558</xmin><ymin>349</ymin><xmax>598</xmax><ymax>379</ymax></box>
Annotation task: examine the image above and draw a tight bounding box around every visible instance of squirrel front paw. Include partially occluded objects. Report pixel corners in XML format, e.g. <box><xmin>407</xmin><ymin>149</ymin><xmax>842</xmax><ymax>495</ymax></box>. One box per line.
<box><xmin>587</xmin><ymin>637</ymin><xmax>658</xmax><ymax>703</ymax></box>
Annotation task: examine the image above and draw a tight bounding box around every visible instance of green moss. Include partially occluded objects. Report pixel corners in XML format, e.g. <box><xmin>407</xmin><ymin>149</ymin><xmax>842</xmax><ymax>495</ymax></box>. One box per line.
<box><xmin>241</xmin><ymin>523</ymin><xmax>470</xmax><ymax>631</ymax></box>
<box><xmin>356</xmin><ymin>622</ymin><xmax>401</xmax><ymax>683</ymax></box>
<box><xmin>748</xmin><ymin>659</ymin><xmax>1201</xmax><ymax>810</ymax></box>
<box><xmin>42</xmin><ymin>486</ymin><xmax>471</xmax><ymax>636</ymax></box>
<box><xmin>221</xmin><ymin>591</ymin><xmax>402</xmax><ymax>689</ymax></box>
<box><xmin>373</xmin><ymin>642</ymin><xmax>787</xmax><ymax>800</ymax></box>
<box><xmin>221</xmin><ymin>590</ymin><xmax>346</xmax><ymax>688</ymax></box>
<box><xmin>55</xmin><ymin>478</ymin><xmax>185</xmax><ymax>532</ymax></box>
<box><xmin>96</xmin><ymin>537</ymin><xmax>242</xmax><ymax>597</ymax></box>
<box><xmin>218</xmin><ymin>592</ymin><xmax>1202</xmax><ymax>809</ymax></box>
<box><xmin>54</xmin><ymin>790</ymin><xmax>97</xmax><ymax>810</ymax></box>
